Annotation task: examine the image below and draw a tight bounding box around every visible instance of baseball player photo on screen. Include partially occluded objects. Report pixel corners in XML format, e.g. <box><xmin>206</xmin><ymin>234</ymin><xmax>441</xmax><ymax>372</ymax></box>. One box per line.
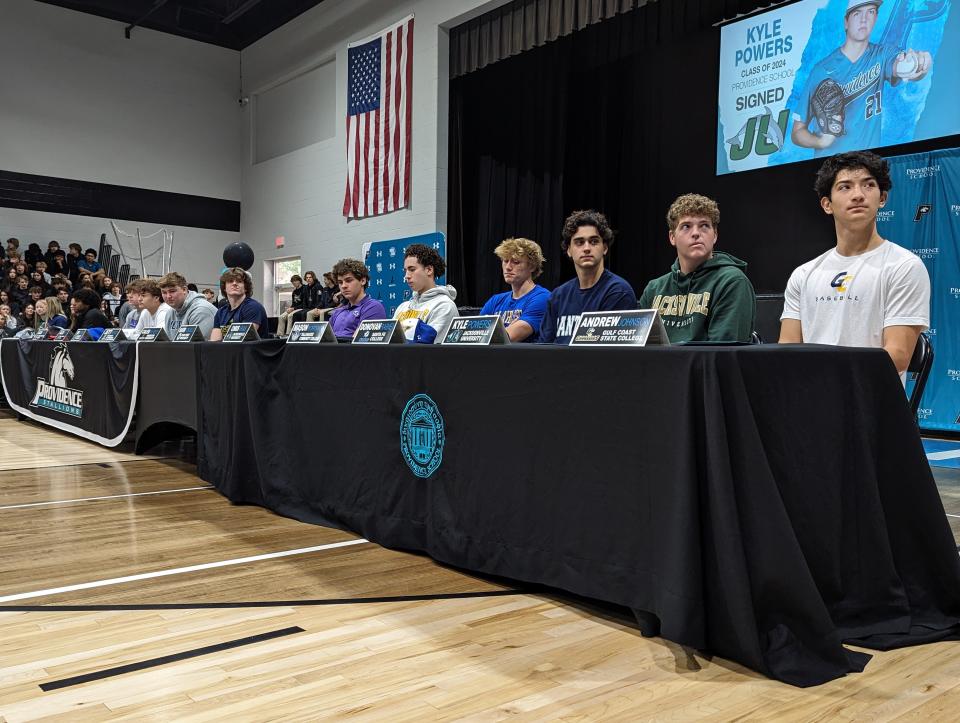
<box><xmin>717</xmin><ymin>0</ymin><xmax>957</xmax><ymax>174</ymax></box>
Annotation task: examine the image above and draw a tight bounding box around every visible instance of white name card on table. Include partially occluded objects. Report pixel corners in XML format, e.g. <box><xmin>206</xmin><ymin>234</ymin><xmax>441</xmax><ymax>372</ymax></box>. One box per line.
<box><xmin>174</xmin><ymin>325</ymin><xmax>204</xmax><ymax>342</ymax></box>
<box><xmin>138</xmin><ymin>327</ymin><xmax>169</xmax><ymax>342</ymax></box>
<box><xmin>440</xmin><ymin>315</ymin><xmax>511</xmax><ymax>345</ymax></box>
<box><xmin>69</xmin><ymin>328</ymin><xmax>90</xmax><ymax>341</ymax></box>
<box><xmin>99</xmin><ymin>328</ymin><xmax>129</xmax><ymax>342</ymax></box>
<box><xmin>569</xmin><ymin>310</ymin><xmax>670</xmax><ymax>347</ymax></box>
<box><xmin>352</xmin><ymin>319</ymin><xmax>406</xmax><ymax>345</ymax></box>
<box><xmin>287</xmin><ymin>321</ymin><xmax>336</xmax><ymax>344</ymax></box>
<box><xmin>223</xmin><ymin>322</ymin><xmax>259</xmax><ymax>343</ymax></box>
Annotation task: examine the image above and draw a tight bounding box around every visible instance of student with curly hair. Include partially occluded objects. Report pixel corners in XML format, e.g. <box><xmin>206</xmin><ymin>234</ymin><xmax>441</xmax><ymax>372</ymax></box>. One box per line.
<box><xmin>393</xmin><ymin>243</ymin><xmax>458</xmax><ymax>343</ymax></box>
<box><xmin>479</xmin><ymin>237</ymin><xmax>550</xmax><ymax>343</ymax></box>
<box><xmin>210</xmin><ymin>267</ymin><xmax>268</xmax><ymax>341</ymax></box>
<box><xmin>638</xmin><ymin>194</ymin><xmax>755</xmax><ymax>343</ymax></box>
<box><xmin>539</xmin><ymin>210</ymin><xmax>636</xmax><ymax>345</ymax></box>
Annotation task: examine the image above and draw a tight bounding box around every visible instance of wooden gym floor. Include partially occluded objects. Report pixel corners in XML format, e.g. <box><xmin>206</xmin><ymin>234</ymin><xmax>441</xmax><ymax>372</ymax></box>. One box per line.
<box><xmin>1</xmin><ymin>412</ymin><xmax>959</xmax><ymax>721</ymax></box>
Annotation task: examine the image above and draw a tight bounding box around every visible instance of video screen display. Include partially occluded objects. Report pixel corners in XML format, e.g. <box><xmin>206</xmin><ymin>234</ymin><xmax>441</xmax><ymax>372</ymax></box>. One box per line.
<box><xmin>717</xmin><ymin>0</ymin><xmax>956</xmax><ymax>174</ymax></box>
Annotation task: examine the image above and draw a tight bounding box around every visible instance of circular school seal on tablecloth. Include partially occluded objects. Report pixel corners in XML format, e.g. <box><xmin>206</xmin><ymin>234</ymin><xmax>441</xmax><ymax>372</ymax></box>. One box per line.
<box><xmin>400</xmin><ymin>393</ymin><xmax>445</xmax><ymax>478</ymax></box>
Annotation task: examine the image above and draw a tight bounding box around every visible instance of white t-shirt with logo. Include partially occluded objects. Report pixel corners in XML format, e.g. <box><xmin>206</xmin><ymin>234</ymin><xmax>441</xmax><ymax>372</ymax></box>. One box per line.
<box><xmin>781</xmin><ymin>240</ymin><xmax>930</xmax><ymax>349</ymax></box>
<box><xmin>133</xmin><ymin>303</ymin><xmax>174</xmax><ymax>336</ymax></box>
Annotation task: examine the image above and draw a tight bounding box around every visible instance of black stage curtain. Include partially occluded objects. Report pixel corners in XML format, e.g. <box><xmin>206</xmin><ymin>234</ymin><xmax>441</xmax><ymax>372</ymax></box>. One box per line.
<box><xmin>447</xmin><ymin>0</ymin><xmax>960</xmax><ymax>305</ymax></box>
<box><xmin>197</xmin><ymin>341</ymin><xmax>960</xmax><ymax>687</ymax></box>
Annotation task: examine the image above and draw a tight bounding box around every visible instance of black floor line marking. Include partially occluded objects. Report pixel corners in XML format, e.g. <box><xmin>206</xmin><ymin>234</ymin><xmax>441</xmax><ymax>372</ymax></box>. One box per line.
<box><xmin>40</xmin><ymin>626</ymin><xmax>304</xmax><ymax>691</ymax></box>
<box><xmin>1</xmin><ymin>589</ymin><xmax>525</xmax><ymax>612</ymax></box>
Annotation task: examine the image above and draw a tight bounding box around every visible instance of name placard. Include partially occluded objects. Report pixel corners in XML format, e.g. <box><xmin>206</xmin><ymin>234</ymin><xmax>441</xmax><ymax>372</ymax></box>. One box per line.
<box><xmin>174</xmin><ymin>325</ymin><xmax>204</xmax><ymax>342</ymax></box>
<box><xmin>441</xmin><ymin>315</ymin><xmax>510</xmax><ymax>345</ymax></box>
<box><xmin>52</xmin><ymin>328</ymin><xmax>71</xmax><ymax>341</ymax></box>
<box><xmin>70</xmin><ymin>328</ymin><xmax>90</xmax><ymax>341</ymax></box>
<box><xmin>99</xmin><ymin>328</ymin><xmax>127</xmax><ymax>342</ymax></box>
<box><xmin>223</xmin><ymin>322</ymin><xmax>259</xmax><ymax>343</ymax></box>
<box><xmin>352</xmin><ymin>319</ymin><xmax>405</xmax><ymax>345</ymax></box>
<box><xmin>569</xmin><ymin>310</ymin><xmax>670</xmax><ymax>347</ymax></box>
<box><xmin>138</xmin><ymin>327</ymin><xmax>169</xmax><ymax>342</ymax></box>
<box><xmin>288</xmin><ymin>321</ymin><xmax>336</xmax><ymax>344</ymax></box>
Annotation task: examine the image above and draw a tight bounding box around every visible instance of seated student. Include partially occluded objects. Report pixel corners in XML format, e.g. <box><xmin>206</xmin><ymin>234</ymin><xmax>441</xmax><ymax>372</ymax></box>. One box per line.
<box><xmin>201</xmin><ymin>288</ymin><xmax>217</xmax><ymax>305</ymax></box>
<box><xmin>328</xmin><ymin>258</ymin><xmax>386</xmax><ymax>338</ymax></box>
<box><xmin>132</xmin><ymin>280</ymin><xmax>173</xmax><ymax>336</ymax></box>
<box><xmin>11</xmin><ymin>276</ymin><xmax>31</xmax><ymax>311</ymax></box>
<box><xmin>639</xmin><ymin>194</ymin><xmax>755</xmax><ymax>343</ymax></box>
<box><xmin>479</xmin><ymin>237</ymin><xmax>550</xmax><ymax>342</ymax></box>
<box><xmin>779</xmin><ymin>150</ymin><xmax>929</xmax><ymax>377</ymax></box>
<box><xmin>276</xmin><ymin>274</ymin><xmax>305</xmax><ymax>337</ymax></box>
<box><xmin>158</xmin><ymin>272</ymin><xmax>217</xmax><ymax>339</ymax></box>
<box><xmin>0</xmin><ymin>304</ymin><xmax>18</xmax><ymax>336</ymax></box>
<box><xmin>306</xmin><ymin>272</ymin><xmax>341</xmax><ymax>321</ymax></box>
<box><xmin>539</xmin><ymin>210</ymin><xmax>637</xmax><ymax>344</ymax></box>
<box><xmin>36</xmin><ymin>297</ymin><xmax>69</xmax><ymax>332</ymax></box>
<box><xmin>43</xmin><ymin>241</ymin><xmax>61</xmax><ymax>269</ymax></box>
<box><xmin>24</xmin><ymin>243</ymin><xmax>43</xmax><ymax>267</ymax></box>
<box><xmin>49</xmin><ymin>249</ymin><xmax>69</xmax><ymax>278</ymax></box>
<box><xmin>34</xmin><ymin>260</ymin><xmax>52</xmax><ymax>285</ymax></box>
<box><xmin>117</xmin><ymin>280</ymin><xmax>142</xmax><ymax>330</ymax></box>
<box><xmin>210</xmin><ymin>267</ymin><xmax>269</xmax><ymax>341</ymax></box>
<box><xmin>77</xmin><ymin>248</ymin><xmax>103</xmax><ymax>276</ymax></box>
<box><xmin>66</xmin><ymin>243</ymin><xmax>83</xmax><ymax>283</ymax></box>
<box><xmin>69</xmin><ymin>287</ymin><xmax>110</xmax><ymax>332</ymax></box>
<box><xmin>393</xmin><ymin>243</ymin><xmax>459</xmax><ymax>343</ymax></box>
<box><xmin>103</xmin><ymin>282</ymin><xmax>124</xmax><ymax>317</ymax></box>
<box><xmin>28</xmin><ymin>285</ymin><xmax>45</xmax><ymax>308</ymax></box>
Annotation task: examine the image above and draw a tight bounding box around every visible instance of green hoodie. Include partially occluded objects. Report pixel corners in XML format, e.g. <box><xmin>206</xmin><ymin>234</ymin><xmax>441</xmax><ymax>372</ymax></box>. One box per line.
<box><xmin>638</xmin><ymin>251</ymin><xmax>756</xmax><ymax>343</ymax></box>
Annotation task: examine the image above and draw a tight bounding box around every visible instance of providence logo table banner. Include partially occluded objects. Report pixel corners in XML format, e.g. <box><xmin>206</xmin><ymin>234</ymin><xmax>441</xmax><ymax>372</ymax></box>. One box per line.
<box><xmin>0</xmin><ymin>338</ymin><xmax>140</xmax><ymax>446</ymax></box>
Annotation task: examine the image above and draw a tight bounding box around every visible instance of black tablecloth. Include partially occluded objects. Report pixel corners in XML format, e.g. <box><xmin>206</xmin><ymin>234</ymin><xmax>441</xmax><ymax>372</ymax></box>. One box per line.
<box><xmin>135</xmin><ymin>342</ymin><xmax>199</xmax><ymax>453</ymax></box>
<box><xmin>195</xmin><ymin>342</ymin><xmax>960</xmax><ymax>686</ymax></box>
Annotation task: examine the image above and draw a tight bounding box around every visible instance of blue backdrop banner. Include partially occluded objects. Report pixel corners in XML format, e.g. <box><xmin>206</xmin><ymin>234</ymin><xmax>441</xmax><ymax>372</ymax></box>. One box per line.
<box><xmin>365</xmin><ymin>232</ymin><xmax>446</xmax><ymax>318</ymax></box>
<box><xmin>882</xmin><ymin>147</ymin><xmax>960</xmax><ymax>434</ymax></box>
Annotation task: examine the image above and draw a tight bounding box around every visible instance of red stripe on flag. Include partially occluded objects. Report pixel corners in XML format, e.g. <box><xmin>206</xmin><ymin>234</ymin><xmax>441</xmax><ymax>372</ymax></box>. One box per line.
<box><xmin>382</xmin><ymin>31</ymin><xmax>393</xmax><ymax>212</ymax></box>
<box><xmin>342</xmin><ymin>116</ymin><xmax>352</xmax><ymax>216</ymax></box>
<box><xmin>362</xmin><ymin>112</ymin><xmax>371</xmax><ymax>217</ymax></box>
<box><xmin>351</xmin><ymin>116</ymin><xmax>361</xmax><ymax>217</ymax></box>
<box><xmin>403</xmin><ymin>18</ymin><xmax>413</xmax><ymax>206</ymax></box>
<box><xmin>372</xmin><ymin>108</ymin><xmax>380</xmax><ymax>216</ymax></box>
<box><xmin>393</xmin><ymin>23</ymin><xmax>403</xmax><ymax>209</ymax></box>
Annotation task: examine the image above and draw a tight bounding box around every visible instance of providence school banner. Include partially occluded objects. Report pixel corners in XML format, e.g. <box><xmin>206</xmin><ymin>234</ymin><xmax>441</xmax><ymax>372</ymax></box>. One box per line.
<box><xmin>0</xmin><ymin>339</ymin><xmax>139</xmax><ymax>446</ymax></box>
<box><xmin>882</xmin><ymin>147</ymin><xmax>960</xmax><ymax>434</ymax></box>
<box><xmin>717</xmin><ymin>0</ymin><xmax>957</xmax><ymax>174</ymax></box>
<box><xmin>365</xmin><ymin>232</ymin><xmax>445</xmax><ymax>318</ymax></box>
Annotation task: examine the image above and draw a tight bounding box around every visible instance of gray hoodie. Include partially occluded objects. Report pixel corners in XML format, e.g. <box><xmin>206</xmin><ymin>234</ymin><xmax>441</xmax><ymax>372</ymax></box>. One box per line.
<box><xmin>393</xmin><ymin>285</ymin><xmax>459</xmax><ymax>343</ymax></box>
<box><xmin>167</xmin><ymin>290</ymin><xmax>217</xmax><ymax>340</ymax></box>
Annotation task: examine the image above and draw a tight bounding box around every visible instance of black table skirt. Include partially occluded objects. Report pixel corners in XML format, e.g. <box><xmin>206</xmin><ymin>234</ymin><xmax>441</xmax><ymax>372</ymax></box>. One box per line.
<box><xmin>194</xmin><ymin>341</ymin><xmax>960</xmax><ymax>686</ymax></box>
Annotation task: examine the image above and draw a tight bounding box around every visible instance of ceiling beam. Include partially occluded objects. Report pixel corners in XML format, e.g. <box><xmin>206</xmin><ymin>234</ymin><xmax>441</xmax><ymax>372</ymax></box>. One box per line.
<box><xmin>222</xmin><ymin>0</ymin><xmax>263</xmax><ymax>24</ymax></box>
<box><xmin>124</xmin><ymin>0</ymin><xmax>170</xmax><ymax>39</ymax></box>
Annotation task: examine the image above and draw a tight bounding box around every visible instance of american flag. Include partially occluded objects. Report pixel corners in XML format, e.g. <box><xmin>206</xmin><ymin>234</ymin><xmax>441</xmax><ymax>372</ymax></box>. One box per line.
<box><xmin>343</xmin><ymin>15</ymin><xmax>413</xmax><ymax>219</ymax></box>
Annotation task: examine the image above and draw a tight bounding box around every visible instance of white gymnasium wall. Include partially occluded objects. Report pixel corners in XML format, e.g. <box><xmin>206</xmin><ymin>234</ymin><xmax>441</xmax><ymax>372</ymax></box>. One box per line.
<box><xmin>240</xmin><ymin>0</ymin><xmax>510</xmax><ymax>313</ymax></box>
<box><xmin>0</xmin><ymin>0</ymin><xmax>241</xmax><ymax>287</ymax></box>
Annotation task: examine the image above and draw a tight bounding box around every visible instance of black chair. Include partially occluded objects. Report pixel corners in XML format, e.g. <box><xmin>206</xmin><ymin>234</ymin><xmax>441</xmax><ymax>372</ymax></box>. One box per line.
<box><xmin>907</xmin><ymin>332</ymin><xmax>934</xmax><ymax>417</ymax></box>
<box><xmin>754</xmin><ymin>293</ymin><xmax>784</xmax><ymax>344</ymax></box>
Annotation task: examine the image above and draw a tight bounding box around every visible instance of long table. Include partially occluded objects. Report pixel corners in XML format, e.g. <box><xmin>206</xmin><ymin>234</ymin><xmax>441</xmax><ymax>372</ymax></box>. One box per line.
<box><xmin>194</xmin><ymin>341</ymin><xmax>960</xmax><ymax>687</ymax></box>
<box><xmin>3</xmin><ymin>338</ymin><xmax>959</xmax><ymax>685</ymax></box>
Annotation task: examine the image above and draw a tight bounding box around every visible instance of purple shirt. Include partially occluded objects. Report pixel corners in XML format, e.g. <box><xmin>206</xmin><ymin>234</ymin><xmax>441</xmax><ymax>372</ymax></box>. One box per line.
<box><xmin>329</xmin><ymin>294</ymin><xmax>387</xmax><ymax>337</ymax></box>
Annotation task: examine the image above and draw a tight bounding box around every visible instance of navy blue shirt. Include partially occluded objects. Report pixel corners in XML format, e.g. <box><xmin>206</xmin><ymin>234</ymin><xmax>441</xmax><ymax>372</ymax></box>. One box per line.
<box><xmin>213</xmin><ymin>297</ymin><xmax>269</xmax><ymax>338</ymax></box>
<box><xmin>539</xmin><ymin>270</ymin><xmax>637</xmax><ymax>345</ymax></box>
